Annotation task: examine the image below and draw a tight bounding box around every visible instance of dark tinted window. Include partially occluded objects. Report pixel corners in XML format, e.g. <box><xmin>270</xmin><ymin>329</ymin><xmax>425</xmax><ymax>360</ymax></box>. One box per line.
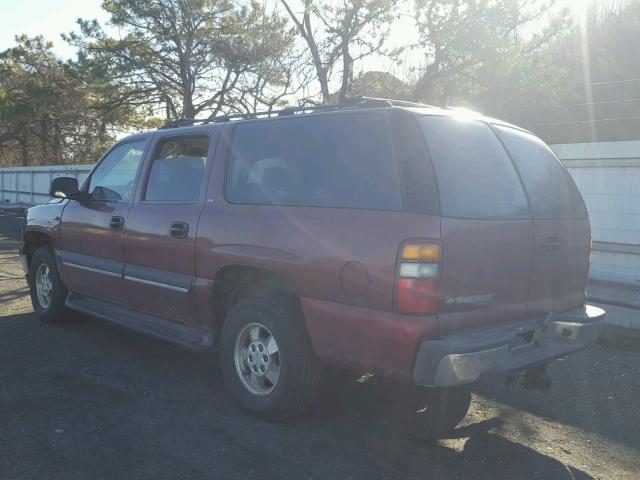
<box><xmin>390</xmin><ymin>110</ymin><xmax>439</xmax><ymax>215</ymax></box>
<box><xmin>145</xmin><ymin>135</ymin><xmax>209</xmax><ymax>202</ymax></box>
<box><xmin>494</xmin><ymin>126</ymin><xmax>587</xmax><ymax>219</ymax></box>
<box><xmin>226</xmin><ymin>113</ymin><xmax>402</xmax><ymax>211</ymax></box>
<box><xmin>420</xmin><ymin>116</ymin><xmax>529</xmax><ymax>218</ymax></box>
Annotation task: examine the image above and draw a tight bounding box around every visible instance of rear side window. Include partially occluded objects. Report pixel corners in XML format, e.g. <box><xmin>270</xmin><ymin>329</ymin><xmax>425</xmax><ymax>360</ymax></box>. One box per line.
<box><xmin>493</xmin><ymin>126</ymin><xmax>587</xmax><ymax>219</ymax></box>
<box><xmin>420</xmin><ymin>116</ymin><xmax>530</xmax><ymax>219</ymax></box>
<box><xmin>145</xmin><ymin>135</ymin><xmax>209</xmax><ymax>202</ymax></box>
<box><xmin>390</xmin><ymin>109</ymin><xmax>439</xmax><ymax>215</ymax></box>
<box><xmin>226</xmin><ymin>113</ymin><xmax>402</xmax><ymax>211</ymax></box>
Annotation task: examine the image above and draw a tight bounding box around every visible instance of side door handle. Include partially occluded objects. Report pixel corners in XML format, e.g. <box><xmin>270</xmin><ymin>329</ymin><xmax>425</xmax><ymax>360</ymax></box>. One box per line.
<box><xmin>170</xmin><ymin>221</ymin><xmax>189</xmax><ymax>239</ymax></box>
<box><xmin>109</xmin><ymin>216</ymin><xmax>125</xmax><ymax>231</ymax></box>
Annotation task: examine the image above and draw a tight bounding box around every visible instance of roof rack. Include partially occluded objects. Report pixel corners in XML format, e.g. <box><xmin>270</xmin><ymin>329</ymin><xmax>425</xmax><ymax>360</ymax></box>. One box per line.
<box><xmin>159</xmin><ymin>96</ymin><xmax>437</xmax><ymax>129</ymax></box>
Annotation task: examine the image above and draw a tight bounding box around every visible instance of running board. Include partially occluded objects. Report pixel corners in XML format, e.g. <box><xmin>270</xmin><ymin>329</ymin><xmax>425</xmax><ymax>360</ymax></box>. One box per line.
<box><xmin>66</xmin><ymin>292</ymin><xmax>215</xmax><ymax>351</ymax></box>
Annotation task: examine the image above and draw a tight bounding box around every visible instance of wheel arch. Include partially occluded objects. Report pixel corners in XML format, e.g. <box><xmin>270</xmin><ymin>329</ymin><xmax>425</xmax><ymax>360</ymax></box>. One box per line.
<box><xmin>211</xmin><ymin>264</ymin><xmax>305</xmax><ymax>345</ymax></box>
<box><xmin>23</xmin><ymin>230</ymin><xmax>54</xmax><ymax>267</ymax></box>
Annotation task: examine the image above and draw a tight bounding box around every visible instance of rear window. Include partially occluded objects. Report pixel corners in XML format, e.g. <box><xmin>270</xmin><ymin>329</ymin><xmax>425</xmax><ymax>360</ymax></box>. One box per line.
<box><xmin>226</xmin><ymin>113</ymin><xmax>402</xmax><ymax>211</ymax></box>
<box><xmin>420</xmin><ymin>116</ymin><xmax>530</xmax><ymax>219</ymax></box>
<box><xmin>493</xmin><ymin>126</ymin><xmax>587</xmax><ymax>219</ymax></box>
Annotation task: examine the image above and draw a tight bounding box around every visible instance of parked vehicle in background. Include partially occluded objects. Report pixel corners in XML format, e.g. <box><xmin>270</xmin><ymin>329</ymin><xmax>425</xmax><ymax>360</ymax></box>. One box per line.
<box><xmin>20</xmin><ymin>97</ymin><xmax>604</xmax><ymax>434</ymax></box>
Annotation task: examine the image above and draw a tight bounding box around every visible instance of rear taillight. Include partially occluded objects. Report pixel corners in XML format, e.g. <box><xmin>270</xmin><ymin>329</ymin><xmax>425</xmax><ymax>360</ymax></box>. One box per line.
<box><xmin>396</xmin><ymin>242</ymin><xmax>440</xmax><ymax>314</ymax></box>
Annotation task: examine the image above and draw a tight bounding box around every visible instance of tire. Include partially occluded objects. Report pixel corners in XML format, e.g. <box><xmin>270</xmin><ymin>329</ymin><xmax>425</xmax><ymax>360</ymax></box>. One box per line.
<box><xmin>28</xmin><ymin>246</ymin><xmax>69</xmax><ymax>324</ymax></box>
<box><xmin>220</xmin><ymin>293</ymin><xmax>324</xmax><ymax>421</ymax></box>
<box><xmin>393</xmin><ymin>385</ymin><xmax>472</xmax><ymax>439</ymax></box>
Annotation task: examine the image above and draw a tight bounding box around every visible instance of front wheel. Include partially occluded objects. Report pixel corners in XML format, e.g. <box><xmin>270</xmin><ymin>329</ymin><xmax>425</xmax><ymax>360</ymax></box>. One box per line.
<box><xmin>28</xmin><ymin>246</ymin><xmax>68</xmax><ymax>323</ymax></box>
<box><xmin>220</xmin><ymin>294</ymin><xmax>324</xmax><ymax>420</ymax></box>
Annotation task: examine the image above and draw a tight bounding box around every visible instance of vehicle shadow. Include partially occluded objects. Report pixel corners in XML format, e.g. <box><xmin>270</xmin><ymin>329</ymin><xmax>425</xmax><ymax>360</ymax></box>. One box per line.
<box><xmin>473</xmin><ymin>347</ymin><xmax>640</xmax><ymax>455</ymax></box>
<box><xmin>0</xmin><ymin>285</ymin><xmax>29</xmax><ymax>303</ymax></box>
<box><xmin>0</xmin><ymin>312</ymin><xmax>599</xmax><ymax>479</ymax></box>
<box><xmin>0</xmin><ymin>217</ymin><xmax>23</xmax><ymax>242</ymax></box>
<box><xmin>305</xmin><ymin>372</ymin><xmax>595</xmax><ymax>480</ymax></box>
<box><xmin>0</xmin><ymin>237</ymin><xmax>21</xmax><ymax>254</ymax></box>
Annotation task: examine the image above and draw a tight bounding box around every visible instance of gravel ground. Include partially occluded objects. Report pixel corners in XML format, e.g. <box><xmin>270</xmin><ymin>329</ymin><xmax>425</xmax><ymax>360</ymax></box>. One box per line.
<box><xmin>1</xmin><ymin>214</ymin><xmax>639</xmax><ymax>480</ymax></box>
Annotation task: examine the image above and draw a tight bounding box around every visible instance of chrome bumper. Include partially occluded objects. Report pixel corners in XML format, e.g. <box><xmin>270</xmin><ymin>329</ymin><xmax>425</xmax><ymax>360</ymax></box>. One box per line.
<box><xmin>413</xmin><ymin>305</ymin><xmax>605</xmax><ymax>387</ymax></box>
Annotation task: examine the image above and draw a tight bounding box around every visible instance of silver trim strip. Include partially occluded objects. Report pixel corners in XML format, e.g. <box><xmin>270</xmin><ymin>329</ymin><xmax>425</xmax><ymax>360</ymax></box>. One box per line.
<box><xmin>124</xmin><ymin>275</ymin><xmax>190</xmax><ymax>293</ymax></box>
<box><xmin>62</xmin><ymin>262</ymin><xmax>121</xmax><ymax>278</ymax></box>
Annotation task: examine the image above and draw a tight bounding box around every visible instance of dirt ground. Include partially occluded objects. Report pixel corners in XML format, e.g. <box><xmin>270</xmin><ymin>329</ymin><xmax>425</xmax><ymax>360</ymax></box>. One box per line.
<box><xmin>1</xmin><ymin>214</ymin><xmax>639</xmax><ymax>480</ymax></box>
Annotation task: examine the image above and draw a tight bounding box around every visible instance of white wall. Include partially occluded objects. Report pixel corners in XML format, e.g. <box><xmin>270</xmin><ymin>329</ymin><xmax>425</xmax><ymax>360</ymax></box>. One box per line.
<box><xmin>553</xmin><ymin>141</ymin><xmax>640</xmax><ymax>285</ymax></box>
<box><xmin>0</xmin><ymin>165</ymin><xmax>93</xmax><ymax>205</ymax></box>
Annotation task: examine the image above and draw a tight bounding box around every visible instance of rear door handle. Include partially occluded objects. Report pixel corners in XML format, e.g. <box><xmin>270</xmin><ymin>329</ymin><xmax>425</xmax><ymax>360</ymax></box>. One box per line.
<box><xmin>109</xmin><ymin>216</ymin><xmax>125</xmax><ymax>231</ymax></box>
<box><xmin>170</xmin><ymin>221</ymin><xmax>189</xmax><ymax>239</ymax></box>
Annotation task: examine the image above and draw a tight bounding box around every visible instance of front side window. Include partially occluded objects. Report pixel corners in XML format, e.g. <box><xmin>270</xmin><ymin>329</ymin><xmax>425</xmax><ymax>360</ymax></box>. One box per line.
<box><xmin>88</xmin><ymin>141</ymin><xmax>146</xmax><ymax>202</ymax></box>
<box><xmin>493</xmin><ymin>125</ymin><xmax>587</xmax><ymax>219</ymax></box>
<box><xmin>226</xmin><ymin>113</ymin><xmax>402</xmax><ymax>211</ymax></box>
<box><xmin>420</xmin><ymin>116</ymin><xmax>530</xmax><ymax>219</ymax></box>
<box><xmin>144</xmin><ymin>135</ymin><xmax>209</xmax><ymax>202</ymax></box>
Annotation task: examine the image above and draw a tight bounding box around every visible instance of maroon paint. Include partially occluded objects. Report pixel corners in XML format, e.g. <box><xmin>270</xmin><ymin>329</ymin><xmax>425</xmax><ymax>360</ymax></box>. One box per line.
<box><xmin>124</xmin><ymin>203</ymin><xmax>201</xmax><ymax>322</ymax></box>
<box><xmin>301</xmin><ymin>297</ymin><xmax>439</xmax><ymax>378</ymax></box>
<box><xmin>527</xmin><ymin>218</ymin><xmax>590</xmax><ymax>315</ymax></box>
<box><xmin>58</xmin><ymin>199</ymin><xmax>131</xmax><ymax>305</ymax></box>
<box><xmin>436</xmin><ymin>217</ymin><xmax>534</xmax><ymax>335</ymax></box>
<box><xmin>121</xmin><ymin>128</ymin><xmax>219</xmax><ymax>324</ymax></box>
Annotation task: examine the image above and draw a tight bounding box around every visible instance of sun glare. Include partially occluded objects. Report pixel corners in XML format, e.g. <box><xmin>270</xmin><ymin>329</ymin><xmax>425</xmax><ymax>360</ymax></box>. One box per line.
<box><xmin>566</xmin><ymin>0</ymin><xmax>590</xmax><ymax>19</ymax></box>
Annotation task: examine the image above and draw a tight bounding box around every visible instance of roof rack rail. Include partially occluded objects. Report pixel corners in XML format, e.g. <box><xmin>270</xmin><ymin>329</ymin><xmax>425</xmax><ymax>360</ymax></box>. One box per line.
<box><xmin>160</xmin><ymin>118</ymin><xmax>213</xmax><ymax>129</ymax></box>
<box><xmin>348</xmin><ymin>96</ymin><xmax>437</xmax><ymax>109</ymax></box>
<box><xmin>159</xmin><ymin>96</ymin><xmax>437</xmax><ymax>129</ymax></box>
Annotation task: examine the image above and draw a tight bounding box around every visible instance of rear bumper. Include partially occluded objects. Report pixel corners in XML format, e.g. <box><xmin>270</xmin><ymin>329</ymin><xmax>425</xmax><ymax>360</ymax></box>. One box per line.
<box><xmin>413</xmin><ymin>305</ymin><xmax>605</xmax><ymax>387</ymax></box>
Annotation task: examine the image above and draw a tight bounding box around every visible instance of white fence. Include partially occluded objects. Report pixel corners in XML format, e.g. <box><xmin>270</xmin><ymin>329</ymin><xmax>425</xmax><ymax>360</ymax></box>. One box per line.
<box><xmin>554</xmin><ymin>141</ymin><xmax>640</xmax><ymax>285</ymax></box>
<box><xmin>1</xmin><ymin>141</ymin><xmax>640</xmax><ymax>285</ymax></box>
<box><xmin>0</xmin><ymin>165</ymin><xmax>93</xmax><ymax>205</ymax></box>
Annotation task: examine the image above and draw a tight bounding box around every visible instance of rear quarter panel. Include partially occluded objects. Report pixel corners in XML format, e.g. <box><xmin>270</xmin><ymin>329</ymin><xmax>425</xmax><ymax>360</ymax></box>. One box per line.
<box><xmin>194</xmin><ymin>202</ymin><xmax>441</xmax><ymax>377</ymax></box>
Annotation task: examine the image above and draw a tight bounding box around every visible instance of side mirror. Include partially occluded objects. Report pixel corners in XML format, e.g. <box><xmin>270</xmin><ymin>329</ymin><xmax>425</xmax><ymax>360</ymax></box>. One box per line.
<box><xmin>49</xmin><ymin>177</ymin><xmax>80</xmax><ymax>199</ymax></box>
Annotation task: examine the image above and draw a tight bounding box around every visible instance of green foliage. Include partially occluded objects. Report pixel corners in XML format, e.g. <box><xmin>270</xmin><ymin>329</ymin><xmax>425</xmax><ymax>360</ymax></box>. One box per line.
<box><xmin>65</xmin><ymin>0</ymin><xmax>295</xmax><ymax>119</ymax></box>
<box><xmin>351</xmin><ymin>70</ymin><xmax>413</xmax><ymax>99</ymax></box>
<box><xmin>534</xmin><ymin>0</ymin><xmax>640</xmax><ymax>142</ymax></box>
<box><xmin>0</xmin><ymin>36</ymin><xmax>138</xmax><ymax>167</ymax></box>
<box><xmin>409</xmin><ymin>1</ymin><xmax>566</xmax><ymax>117</ymax></box>
<box><xmin>3</xmin><ymin>0</ymin><xmax>640</xmax><ymax>168</ymax></box>
<box><xmin>281</xmin><ymin>0</ymin><xmax>398</xmax><ymax>103</ymax></box>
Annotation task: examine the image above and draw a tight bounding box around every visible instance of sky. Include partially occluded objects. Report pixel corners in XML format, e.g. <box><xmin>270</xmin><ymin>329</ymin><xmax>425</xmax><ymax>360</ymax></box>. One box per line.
<box><xmin>0</xmin><ymin>0</ymin><xmax>108</xmax><ymax>58</ymax></box>
<box><xmin>0</xmin><ymin>0</ymin><xmax>594</xmax><ymax>60</ymax></box>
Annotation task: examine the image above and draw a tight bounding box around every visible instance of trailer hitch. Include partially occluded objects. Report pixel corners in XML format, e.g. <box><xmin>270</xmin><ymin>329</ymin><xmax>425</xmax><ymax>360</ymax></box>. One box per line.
<box><xmin>521</xmin><ymin>364</ymin><xmax>552</xmax><ymax>392</ymax></box>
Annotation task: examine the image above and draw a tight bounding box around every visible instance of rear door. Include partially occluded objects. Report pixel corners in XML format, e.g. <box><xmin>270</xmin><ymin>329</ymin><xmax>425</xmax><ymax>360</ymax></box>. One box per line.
<box><xmin>123</xmin><ymin>131</ymin><xmax>216</xmax><ymax>325</ymax></box>
<box><xmin>418</xmin><ymin>115</ymin><xmax>534</xmax><ymax>335</ymax></box>
<box><xmin>493</xmin><ymin>125</ymin><xmax>590</xmax><ymax>315</ymax></box>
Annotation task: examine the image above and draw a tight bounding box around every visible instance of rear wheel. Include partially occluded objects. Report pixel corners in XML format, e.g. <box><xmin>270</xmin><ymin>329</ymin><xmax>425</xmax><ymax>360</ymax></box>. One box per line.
<box><xmin>220</xmin><ymin>294</ymin><xmax>324</xmax><ymax>420</ymax></box>
<box><xmin>28</xmin><ymin>246</ymin><xmax>68</xmax><ymax>323</ymax></box>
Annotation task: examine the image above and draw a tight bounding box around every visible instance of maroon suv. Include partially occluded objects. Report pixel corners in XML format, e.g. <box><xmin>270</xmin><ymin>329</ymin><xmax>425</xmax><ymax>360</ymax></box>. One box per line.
<box><xmin>21</xmin><ymin>98</ymin><xmax>604</xmax><ymax>432</ymax></box>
